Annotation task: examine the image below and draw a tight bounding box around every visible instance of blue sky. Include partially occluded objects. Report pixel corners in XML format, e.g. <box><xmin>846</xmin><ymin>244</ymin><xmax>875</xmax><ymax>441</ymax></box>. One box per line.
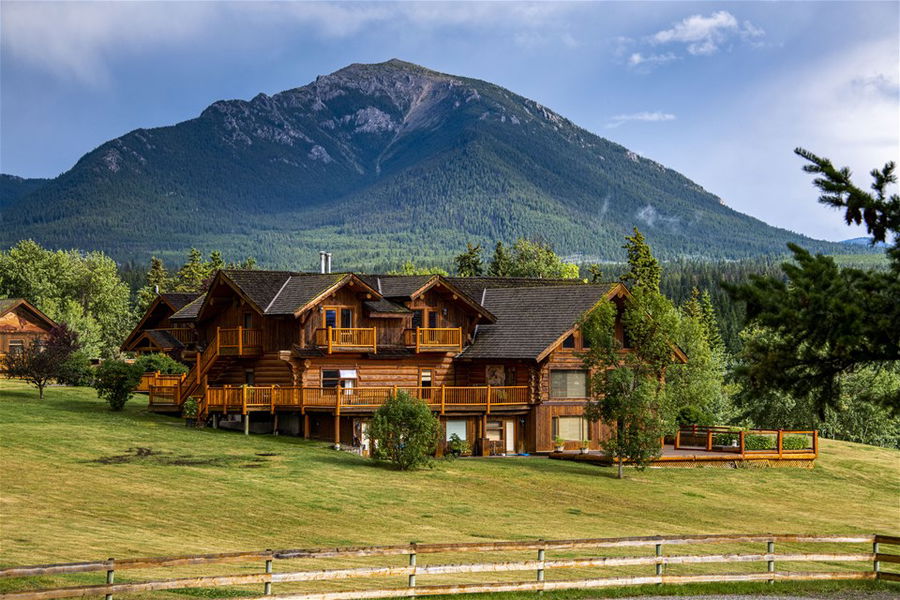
<box><xmin>1</xmin><ymin>1</ymin><xmax>897</xmax><ymax>242</ymax></box>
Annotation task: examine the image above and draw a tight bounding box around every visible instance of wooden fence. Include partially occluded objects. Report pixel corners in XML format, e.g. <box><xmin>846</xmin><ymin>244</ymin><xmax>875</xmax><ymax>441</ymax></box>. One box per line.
<box><xmin>675</xmin><ymin>425</ymin><xmax>818</xmax><ymax>458</ymax></box>
<box><xmin>1</xmin><ymin>534</ymin><xmax>897</xmax><ymax>600</ymax></box>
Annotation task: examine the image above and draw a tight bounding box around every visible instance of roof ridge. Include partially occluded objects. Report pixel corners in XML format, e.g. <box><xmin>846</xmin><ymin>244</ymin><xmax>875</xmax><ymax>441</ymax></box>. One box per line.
<box><xmin>265</xmin><ymin>275</ymin><xmax>293</xmax><ymax>314</ymax></box>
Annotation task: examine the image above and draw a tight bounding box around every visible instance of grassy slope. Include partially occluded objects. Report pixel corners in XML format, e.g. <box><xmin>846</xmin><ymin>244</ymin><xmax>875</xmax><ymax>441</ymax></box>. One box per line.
<box><xmin>1</xmin><ymin>380</ymin><xmax>897</xmax><ymax>598</ymax></box>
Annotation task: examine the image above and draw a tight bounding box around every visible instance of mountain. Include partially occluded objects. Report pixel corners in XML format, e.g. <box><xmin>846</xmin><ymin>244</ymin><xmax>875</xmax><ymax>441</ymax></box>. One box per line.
<box><xmin>0</xmin><ymin>175</ymin><xmax>49</xmax><ymax>210</ymax></box>
<box><xmin>0</xmin><ymin>59</ymin><xmax>872</xmax><ymax>270</ymax></box>
<box><xmin>842</xmin><ymin>237</ymin><xmax>888</xmax><ymax>248</ymax></box>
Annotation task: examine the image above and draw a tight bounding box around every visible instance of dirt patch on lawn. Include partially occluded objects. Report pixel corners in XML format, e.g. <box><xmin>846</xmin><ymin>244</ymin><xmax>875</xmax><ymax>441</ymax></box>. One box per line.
<box><xmin>90</xmin><ymin>447</ymin><xmax>273</xmax><ymax>468</ymax></box>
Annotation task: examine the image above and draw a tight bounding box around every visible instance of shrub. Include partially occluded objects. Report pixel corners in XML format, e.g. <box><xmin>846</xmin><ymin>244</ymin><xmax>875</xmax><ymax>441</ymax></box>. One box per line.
<box><xmin>677</xmin><ymin>405</ymin><xmax>715</xmax><ymax>427</ymax></box>
<box><xmin>743</xmin><ymin>434</ymin><xmax>776</xmax><ymax>450</ymax></box>
<box><xmin>56</xmin><ymin>351</ymin><xmax>94</xmax><ymax>387</ymax></box>
<box><xmin>446</xmin><ymin>433</ymin><xmax>470</xmax><ymax>458</ymax></box>
<box><xmin>782</xmin><ymin>435</ymin><xmax>809</xmax><ymax>450</ymax></box>
<box><xmin>713</xmin><ymin>432</ymin><xmax>739</xmax><ymax>446</ymax></box>
<box><xmin>367</xmin><ymin>391</ymin><xmax>440</xmax><ymax>470</ymax></box>
<box><xmin>133</xmin><ymin>353</ymin><xmax>188</xmax><ymax>375</ymax></box>
<box><xmin>93</xmin><ymin>360</ymin><xmax>142</xmax><ymax>411</ymax></box>
<box><xmin>2</xmin><ymin>325</ymin><xmax>79</xmax><ymax>398</ymax></box>
<box><xmin>182</xmin><ymin>397</ymin><xmax>199</xmax><ymax>419</ymax></box>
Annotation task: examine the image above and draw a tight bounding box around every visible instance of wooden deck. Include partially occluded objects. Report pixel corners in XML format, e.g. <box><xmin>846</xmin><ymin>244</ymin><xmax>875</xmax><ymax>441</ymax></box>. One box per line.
<box><xmin>551</xmin><ymin>434</ymin><xmax>819</xmax><ymax>468</ymax></box>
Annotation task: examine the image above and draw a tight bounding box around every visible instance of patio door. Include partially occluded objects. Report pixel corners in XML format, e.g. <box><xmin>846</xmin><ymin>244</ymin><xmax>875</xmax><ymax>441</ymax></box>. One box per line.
<box><xmin>504</xmin><ymin>420</ymin><xmax>515</xmax><ymax>453</ymax></box>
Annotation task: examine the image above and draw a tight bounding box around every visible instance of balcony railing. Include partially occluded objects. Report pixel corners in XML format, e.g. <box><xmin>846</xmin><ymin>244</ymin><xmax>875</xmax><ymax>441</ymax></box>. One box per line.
<box><xmin>201</xmin><ymin>385</ymin><xmax>531</xmax><ymax>414</ymax></box>
<box><xmin>153</xmin><ymin>328</ymin><xmax>195</xmax><ymax>345</ymax></box>
<box><xmin>315</xmin><ymin>327</ymin><xmax>377</xmax><ymax>354</ymax></box>
<box><xmin>404</xmin><ymin>327</ymin><xmax>463</xmax><ymax>352</ymax></box>
<box><xmin>216</xmin><ymin>327</ymin><xmax>262</xmax><ymax>356</ymax></box>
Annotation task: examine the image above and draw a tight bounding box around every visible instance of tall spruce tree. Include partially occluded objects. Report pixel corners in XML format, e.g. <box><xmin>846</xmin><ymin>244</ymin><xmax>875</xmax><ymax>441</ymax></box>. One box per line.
<box><xmin>487</xmin><ymin>241</ymin><xmax>512</xmax><ymax>277</ymax></box>
<box><xmin>728</xmin><ymin>149</ymin><xmax>900</xmax><ymax>416</ymax></box>
<box><xmin>620</xmin><ymin>228</ymin><xmax>661</xmax><ymax>292</ymax></box>
<box><xmin>454</xmin><ymin>243</ymin><xmax>484</xmax><ymax>276</ymax></box>
<box><xmin>136</xmin><ymin>257</ymin><xmax>170</xmax><ymax>313</ymax></box>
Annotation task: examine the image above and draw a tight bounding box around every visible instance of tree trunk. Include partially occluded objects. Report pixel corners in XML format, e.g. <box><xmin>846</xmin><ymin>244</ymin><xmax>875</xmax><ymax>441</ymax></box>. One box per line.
<box><xmin>38</xmin><ymin>383</ymin><xmax>45</xmax><ymax>399</ymax></box>
<box><xmin>617</xmin><ymin>456</ymin><xmax>623</xmax><ymax>479</ymax></box>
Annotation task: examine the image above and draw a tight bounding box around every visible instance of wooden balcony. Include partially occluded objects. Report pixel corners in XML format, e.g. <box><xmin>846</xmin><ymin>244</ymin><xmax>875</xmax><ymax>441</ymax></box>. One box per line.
<box><xmin>201</xmin><ymin>384</ymin><xmax>531</xmax><ymax>415</ymax></box>
<box><xmin>153</xmin><ymin>328</ymin><xmax>195</xmax><ymax>345</ymax></box>
<box><xmin>404</xmin><ymin>327</ymin><xmax>463</xmax><ymax>352</ymax></box>
<box><xmin>216</xmin><ymin>327</ymin><xmax>262</xmax><ymax>356</ymax></box>
<box><xmin>315</xmin><ymin>327</ymin><xmax>377</xmax><ymax>354</ymax></box>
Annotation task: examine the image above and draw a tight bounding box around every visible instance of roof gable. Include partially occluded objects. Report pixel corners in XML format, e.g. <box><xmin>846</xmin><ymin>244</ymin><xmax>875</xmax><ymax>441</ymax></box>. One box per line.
<box><xmin>0</xmin><ymin>298</ymin><xmax>58</xmax><ymax>331</ymax></box>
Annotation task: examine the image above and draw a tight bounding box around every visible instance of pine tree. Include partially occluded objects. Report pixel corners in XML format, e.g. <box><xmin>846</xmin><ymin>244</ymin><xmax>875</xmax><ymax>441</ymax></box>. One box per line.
<box><xmin>208</xmin><ymin>250</ymin><xmax>225</xmax><ymax>273</ymax></box>
<box><xmin>621</xmin><ymin>227</ymin><xmax>661</xmax><ymax>292</ymax></box>
<box><xmin>454</xmin><ymin>243</ymin><xmax>484</xmax><ymax>276</ymax></box>
<box><xmin>487</xmin><ymin>241</ymin><xmax>512</xmax><ymax>277</ymax></box>
<box><xmin>699</xmin><ymin>290</ymin><xmax>724</xmax><ymax>354</ymax></box>
<box><xmin>174</xmin><ymin>248</ymin><xmax>207</xmax><ymax>292</ymax></box>
<box><xmin>136</xmin><ymin>257</ymin><xmax>169</xmax><ymax>313</ymax></box>
<box><xmin>587</xmin><ymin>264</ymin><xmax>604</xmax><ymax>283</ymax></box>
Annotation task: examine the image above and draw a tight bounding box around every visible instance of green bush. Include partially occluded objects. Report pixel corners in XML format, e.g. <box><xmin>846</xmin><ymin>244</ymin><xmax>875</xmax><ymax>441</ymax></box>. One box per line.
<box><xmin>743</xmin><ymin>434</ymin><xmax>776</xmax><ymax>450</ymax></box>
<box><xmin>782</xmin><ymin>435</ymin><xmax>809</xmax><ymax>450</ymax></box>
<box><xmin>446</xmin><ymin>433</ymin><xmax>470</xmax><ymax>459</ymax></box>
<box><xmin>713</xmin><ymin>432</ymin><xmax>739</xmax><ymax>446</ymax></box>
<box><xmin>133</xmin><ymin>353</ymin><xmax>188</xmax><ymax>375</ymax></box>
<box><xmin>677</xmin><ymin>405</ymin><xmax>715</xmax><ymax>427</ymax></box>
<box><xmin>56</xmin><ymin>351</ymin><xmax>94</xmax><ymax>387</ymax></box>
<box><xmin>182</xmin><ymin>397</ymin><xmax>199</xmax><ymax>419</ymax></box>
<box><xmin>93</xmin><ymin>360</ymin><xmax>143</xmax><ymax>411</ymax></box>
<box><xmin>367</xmin><ymin>391</ymin><xmax>440</xmax><ymax>470</ymax></box>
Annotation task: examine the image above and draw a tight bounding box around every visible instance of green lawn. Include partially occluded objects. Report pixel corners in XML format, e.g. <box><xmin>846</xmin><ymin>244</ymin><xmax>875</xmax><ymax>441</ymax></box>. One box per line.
<box><xmin>1</xmin><ymin>380</ymin><xmax>897</xmax><ymax>599</ymax></box>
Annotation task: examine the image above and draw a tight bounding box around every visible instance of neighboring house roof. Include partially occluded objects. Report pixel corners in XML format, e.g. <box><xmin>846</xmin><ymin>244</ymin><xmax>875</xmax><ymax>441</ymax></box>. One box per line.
<box><xmin>143</xmin><ymin>329</ymin><xmax>184</xmax><ymax>350</ymax></box>
<box><xmin>170</xmin><ymin>294</ymin><xmax>207</xmax><ymax>321</ymax></box>
<box><xmin>459</xmin><ymin>284</ymin><xmax>617</xmax><ymax>361</ymax></box>
<box><xmin>160</xmin><ymin>293</ymin><xmax>201</xmax><ymax>311</ymax></box>
<box><xmin>358</xmin><ymin>275</ymin><xmax>434</xmax><ymax>298</ymax></box>
<box><xmin>447</xmin><ymin>276</ymin><xmax>589</xmax><ymax>305</ymax></box>
<box><xmin>0</xmin><ymin>298</ymin><xmax>58</xmax><ymax>330</ymax></box>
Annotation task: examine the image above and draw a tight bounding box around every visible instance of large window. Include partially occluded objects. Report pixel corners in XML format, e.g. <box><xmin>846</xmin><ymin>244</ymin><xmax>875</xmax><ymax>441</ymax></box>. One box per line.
<box><xmin>550</xmin><ymin>370</ymin><xmax>588</xmax><ymax>399</ymax></box>
<box><xmin>322</xmin><ymin>369</ymin><xmax>340</xmax><ymax>388</ymax></box>
<box><xmin>553</xmin><ymin>416</ymin><xmax>587</xmax><ymax>441</ymax></box>
<box><xmin>8</xmin><ymin>339</ymin><xmax>24</xmax><ymax>355</ymax></box>
<box><xmin>445</xmin><ymin>419</ymin><xmax>466</xmax><ymax>441</ymax></box>
<box><xmin>323</xmin><ymin>307</ymin><xmax>353</xmax><ymax>329</ymax></box>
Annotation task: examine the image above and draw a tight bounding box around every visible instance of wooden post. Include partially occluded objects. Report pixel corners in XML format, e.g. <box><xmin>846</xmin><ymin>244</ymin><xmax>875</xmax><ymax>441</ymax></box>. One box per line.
<box><xmin>372</xmin><ymin>328</ymin><xmax>377</xmax><ymax>354</ymax></box>
<box><xmin>105</xmin><ymin>558</ymin><xmax>114</xmax><ymax>600</ymax></box>
<box><xmin>264</xmin><ymin>550</ymin><xmax>272</xmax><ymax>595</ymax></box>
<box><xmin>270</xmin><ymin>385</ymin><xmax>275</xmax><ymax>414</ymax></box>
<box><xmin>705</xmin><ymin>430</ymin><xmax>713</xmax><ymax>451</ymax></box>
<box><xmin>441</xmin><ymin>385</ymin><xmax>446</xmax><ymax>415</ymax></box>
<box><xmin>777</xmin><ymin>430</ymin><xmax>783</xmax><ymax>457</ymax></box>
<box><xmin>244</xmin><ymin>413</ymin><xmax>250</xmax><ymax>436</ymax></box>
<box><xmin>212</xmin><ymin>413</ymin><xmax>219</xmax><ymax>429</ymax></box>
<box><xmin>392</xmin><ymin>384</ymin><xmax>398</xmax><ymax>398</ymax></box>
<box><xmin>242</xmin><ymin>386</ymin><xmax>247</xmax><ymax>416</ymax></box>
<box><xmin>739</xmin><ymin>430</ymin><xmax>746</xmax><ymax>457</ymax></box>
<box><xmin>415</xmin><ymin>328</ymin><xmax>420</xmax><ymax>354</ymax></box>
<box><xmin>767</xmin><ymin>540</ymin><xmax>775</xmax><ymax>583</ymax></box>
<box><xmin>238</xmin><ymin>325</ymin><xmax>243</xmax><ymax>355</ymax></box>
<box><xmin>874</xmin><ymin>540</ymin><xmax>880</xmax><ymax>574</ymax></box>
<box><xmin>813</xmin><ymin>430</ymin><xmax>819</xmax><ymax>456</ymax></box>
<box><xmin>303</xmin><ymin>413</ymin><xmax>310</xmax><ymax>439</ymax></box>
<box><xmin>216</xmin><ymin>326</ymin><xmax>221</xmax><ymax>354</ymax></box>
<box><xmin>486</xmin><ymin>385</ymin><xmax>492</xmax><ymax>415</ymax></box>
<box><xmin>537</xmin><ymin>546</ymin><xmax>545</xmax><ymax>582</ymax></box>
<box><xmin>327</xmin><ymin>326</ymin><xmax>333</xmax><ymax>354</ymax></box>
<box><xmin>273</xmin><ymin>413</ymin><xmax>279</xmax><ymax>436</ymax></box>
<box><xmin>674</xmin><ymin>429</ymin><xmax>681</xmax><ymax>450</ymax></box>
<box><xmin>408</xmin><ymin>544</ymin><xmax>417</xmax><ymax>588</ymax></box>
<box><xmin>655</xmin><ymin>543</ymin><xmax>662</xmax><ymax>577</ymax></box>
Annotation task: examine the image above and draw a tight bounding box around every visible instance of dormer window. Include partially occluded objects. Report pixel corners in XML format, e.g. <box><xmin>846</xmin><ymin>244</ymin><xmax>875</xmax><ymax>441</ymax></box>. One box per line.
<box><xmin>562</xmin><ymin>334</ymin><xmax>576</xmax><ymax>349</ymax></box>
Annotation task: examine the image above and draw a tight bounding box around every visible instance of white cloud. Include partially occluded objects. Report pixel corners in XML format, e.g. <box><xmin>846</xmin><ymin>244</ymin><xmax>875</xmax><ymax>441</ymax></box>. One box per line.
<box><xmin>651</xmin><ymin>11</ymin><xmax>764</xmax><ymax>56</ymax></box>
<box><xmin>628</xmin><ymin>52</ymin><xmax>678</xmax><ymax>67</ymax></box>
<box><xmin>607</xmin><ymin>111</ymin><xmax>676</xmax><ymax>128</ymax></box>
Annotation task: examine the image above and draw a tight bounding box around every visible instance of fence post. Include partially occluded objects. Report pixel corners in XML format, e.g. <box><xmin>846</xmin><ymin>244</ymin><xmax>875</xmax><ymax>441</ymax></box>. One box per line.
<box><xmin>105</xmin><ymin>558</ymin><xmax>114</xmax><ymax>600</ymax></box>
<box><xmin>238</xmin><ymin>325</ymin><xmax>243</xmax><ymax>355</ymax></box>
<box><xmin>408</xmin><ymin>543</ymin><xmax>417</xmax><ymax>588</ymax></box>
<box><xmin>874</xmin><ymin>539</ymin><xmax>880</xmax><ymax>575</ymax></box>
<box><xmin>264</xmin><ymin>549</ymin><xmax>273</xmax><ymax>595</ymax></box>
<box><xmin>270</xmin><ymin>385</ymin><xmax>275</xmax><ymax>414</ymax></box>
<box><xmin>656</xmin><ymin>543</ymin><xmax>663</xmax><ymax>579</ymax></box>
<box><xmin>767</xmin><ymin>540</ymin><xmax>775</xmax><ymax>583</ymax></box>
<box><xmin>777</xmin><ymin>430</ymin><xmax>783</xmax><ymax>457</ymax></box>
<box><xmin>486</xmin><ymin>385</ymin><xmax>492</xmax><ymax>415</ymax></box>
<box><xmin>813</xmin><ymin>430</ymin><xmax>819</xmax><ymax>456</ymax></box>
<box><xmin>739</xmin><ymin>430</ymin><xmax>746</xmax><ymax>457</ymax></box>
<box><xmin>441</xmin><ymin>385</ymin><xmax>446</xmax><ymax>415</ymax></box>
<box><xmin>706</xmin><ymin>429</ymin><xmax>713</xmax><ymax>451</ymax></box>
<box><xmin>674</xmin><ymin>429</ymin><xmax>681</xmax><ymax>450</ymax></box>
<box><xmin>537</xmin><ymin>543</ymin><xmax>545</xmax><ymax>582</ymax></box>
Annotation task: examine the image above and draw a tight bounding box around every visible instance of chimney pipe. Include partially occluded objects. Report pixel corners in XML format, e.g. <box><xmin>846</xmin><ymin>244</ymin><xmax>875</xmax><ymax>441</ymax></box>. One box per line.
<box><xmin>319</xmin><ymin>251</ymin><xmax>326</xmax><ymax>274</ymax></box>
<box><xmin>325</xmin><ymin>253</ymin><xmax>333</xmax><ymax>274</ymax></box>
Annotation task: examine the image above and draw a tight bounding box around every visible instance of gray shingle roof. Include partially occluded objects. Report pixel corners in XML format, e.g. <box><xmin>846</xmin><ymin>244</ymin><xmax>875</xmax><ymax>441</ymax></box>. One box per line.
<box><xmin>160</xmin><ymin>293</ymin><xmax>201</xmax><ymax>311</ymax></box>
<box><xmin>145</xmin><ymin>329</ymin><xmax>184</xmax><ymax>349</ymax></box>
<box><xmin>447</xmin><ymin>277</ymin><xmax>589</xmax><ymax>305</ymax></box>
<box><xmin>264</xmin><ymin>273</ymin><xmax>348</xmax><ymax>314</ymax></box>
<box><xmin>170</xmin><ymin>294</ymin><xmax>206</xmax><ymax>321</ymax></box>
<box><xmin>364</xmin><ymin>299</ymin><xmax>411</xmax><ymax>314</ymax></box>
<box><xmin>459</xmin><ymin>284</ymin><xmax>615</xmax><ymax>360</ymax></box>
<box><xmin>358</xmin><ymin>275</ymin><xmax>434</xmax><ymax>298</ymax></box>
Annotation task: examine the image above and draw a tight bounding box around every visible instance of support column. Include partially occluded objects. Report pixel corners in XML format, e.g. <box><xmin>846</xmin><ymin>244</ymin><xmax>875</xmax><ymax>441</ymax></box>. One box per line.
<box><xmin>244</xmin><ymin>413</ymin><xmax>250</xmax><ymax>436</ymax></box>
<box><xmin>333</xmin><ymin>415</ymin><xmax>341</xmax><ymax>448</ymax></box>
<box><xmin>303</xmin><ymin>413</ymin><xmax>310</xmax><ymax>439</ymax></box>
<box><xmin>212</xmin><ymin>414</ymin><xmax>219</xmax><ymax>429</ymax></box>
<box><xmin>273</xmin><ymin>413</ymin><xmax>279</xmax><ymax>436</ymax></box>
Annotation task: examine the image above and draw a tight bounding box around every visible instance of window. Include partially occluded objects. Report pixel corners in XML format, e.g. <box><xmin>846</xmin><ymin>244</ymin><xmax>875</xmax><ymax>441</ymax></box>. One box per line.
<box><xmin>445</xmin><ymin>419</ymin><xmax>466</xmax><ymax>441</ymax></box>
<box><xmin>322</xmin><ymin>369</ymin><xmax>340</xmax><ymax>388</ymax></box>
<box><xmin>323</xmin><ymin>307</ymin><xmax>353</xmax><ymax>329</ymax></box>
<box><xmin>244</xmin><ymin>369</ymin><xmax>255</xmax><ymax>385</ymax></box>
<box><xmin>324</xmin><ymin>309</ymin><xmax>337</xmax><ymax>329</ymax></box>
<box><xmin>243</xmin><ymin>313</ymin><xmax>253</xmax><ymax>329</ymax></box>
<box><xmin>485</xmin><ymin>420</ymin><xmax>504</xmax><ymax>441</ymax></box>
<box><xmin>427</xmin><ymin>310</ymin><xmax>438</xmax><ymax>328</ymax></box>
<box><xmin>562</xmin><ymin>334</ymin><xmax>576</xmax><ymax>349</ymax></box>
<box><xmin>550</xmin><ymin>370</ymin><xmax>588</xmax><ymax>398</ymax></box>
<box><xmin>505</xmin><ymin>366</ymin><xmax>517</xmax><ymax>386</ymax></box>
<box><xmin>8</xmin><ymin>340</ymin><xmax>25</xmax><ymax>355</ymax></box>
<box><xmin>419</xmin><ymin>369</ymin><xmax>432</xmax><ymax>399</ymax></box>
<box><xmin>340</xmin><ymin>308</ymin><xmax>353</xmax><ymax>328</ymax></box>
<box><xmin>553</xmin><ymin>416</ymin><xmax>587</xmax><ymax>441</ymax></box>
<box><xmin>412</xmin><ymin>310</ymin><xmax>423</xmax><ymax>328</ymax></box>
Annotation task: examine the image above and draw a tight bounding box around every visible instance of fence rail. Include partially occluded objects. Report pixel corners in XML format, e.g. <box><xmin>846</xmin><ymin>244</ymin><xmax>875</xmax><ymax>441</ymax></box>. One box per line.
<box><xmin>675</xmin><ymin>425</ymin><xmax>818</xmax><ymax>457</ymax></box>
<box><xmin>1</xmin><ymin>534</ymin><xmax>896</xmax><ymax>600</ymax></box>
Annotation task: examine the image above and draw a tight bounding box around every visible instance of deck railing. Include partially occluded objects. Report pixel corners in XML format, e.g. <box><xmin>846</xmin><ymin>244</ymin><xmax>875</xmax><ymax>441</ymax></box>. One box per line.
<box><xmin>138</xmin><ymin>371</ymin><xmax>185</xmax><ymax>395</ymax></box>
<box><xmin>406</xmin><ymin>327</ymin><xmax>463</xmax><ymax>352</ymax></box>
<box><xmin>2</xmin><ymin>533</ymin><xmax>897</xmax><ymax>600</ymax></box>
<box><xmin>314</xmin><ymin>327</ymin><xmax>377</xmax><ymax>353</ymax></box>
<box><xmin>675</xmin><ymin>425</ymin><xmax>818</xmax><ymax>458</ymax></box>
<box><xmin>201</xmin><ymin>385</ymin><xmax>531</xmax><ymax>415</ymax></box>
<box><xmin>152</xmin><ymin>328</ymin><xmax>195</xmax><ymax>344</ymax></box>
<box><xmin>217</xmin><ymin>327</ymin><xmax>262</xmax><ymax>356</ymax></box>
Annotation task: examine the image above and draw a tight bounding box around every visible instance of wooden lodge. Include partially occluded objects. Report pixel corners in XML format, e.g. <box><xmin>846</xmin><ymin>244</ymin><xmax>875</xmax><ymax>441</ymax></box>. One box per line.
<box><xmin>0</xmin><ymin>298</ymin><xmax>58</xmax><ymax>359</ymax></box>
<box><xmin>126</xmin><ymin>270</ymin><xmax>684</xmax><ymax>454</ymax></box>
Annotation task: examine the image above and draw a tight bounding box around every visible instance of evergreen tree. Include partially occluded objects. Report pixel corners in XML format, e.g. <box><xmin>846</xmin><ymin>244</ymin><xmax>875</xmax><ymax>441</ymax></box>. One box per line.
<box><xmin>487</xmin><ymin>241</ymin><xmax>512</xmax><ymax>277</ymax></box>
<box><xmin>454</xmin><ymin>243</ymin><xmax>484</xmax><ymax>276</ymax></box>
<box><xmin>136</xmin><ymin>257</ymin><xmax>169</xmax><ymax>313</ymax></box>
<box><xmin>587</xmin><ymin>264</ymin><xmax>604</xmax><ymax>283</ymax></box>
<box><xmin>728</xmin><ymin>149</ymin><xmax>900</xmax><ymax>416</ymax></box>
<box><xmin>174</xmin><ymin>248</ymin><xmax>207</xmax><ymax>292</ymax></box>
<box><xmin>621</xmin><ymin>227</ymin><xmax>661</xmax><ymax>292</ymax></box>
<box><xmin>208</xmin><ymin>250</ymin><xmax>225</xmax><ymax>273</ymax></box>
<box><xmin>507</xmin><ymin>239</ymin><xmax>579</xmax><ymax>279</ymax></box>
<box><xmin>699</xmin><ymin>290</ymin><xmax>724</xmax><ymax>354</ymax></box>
